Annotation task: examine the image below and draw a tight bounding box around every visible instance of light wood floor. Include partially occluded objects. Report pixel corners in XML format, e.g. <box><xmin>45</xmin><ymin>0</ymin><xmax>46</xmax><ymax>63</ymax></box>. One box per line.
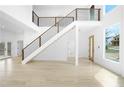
<box><xmin>0</xmin><ymin>57</ymin><xmax>124</xmax><ymax>87</ymax></box>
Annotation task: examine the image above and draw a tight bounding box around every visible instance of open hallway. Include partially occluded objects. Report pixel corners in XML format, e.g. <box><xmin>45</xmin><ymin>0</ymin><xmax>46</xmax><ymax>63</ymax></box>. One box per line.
<box><xmin>0</xmin><ymin>58</ymin><xmax>124</xmax><ymax>87</ymax></box>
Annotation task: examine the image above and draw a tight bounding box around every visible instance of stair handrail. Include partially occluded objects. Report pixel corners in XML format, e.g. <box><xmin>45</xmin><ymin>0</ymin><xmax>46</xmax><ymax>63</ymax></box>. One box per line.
<box><xmin>23</xmin><ymin>9</ymin><xmax>76</xmax><ymax>50</ymax></box>
<box><xmin>22</xmin><ymin>9</ymin><xmax>77</xmax><ymax>60</ymax></box>
<box><xmin>22</xmin><ymin>8</ymin><xmax>101</xmax><ymax>60</ymax></box>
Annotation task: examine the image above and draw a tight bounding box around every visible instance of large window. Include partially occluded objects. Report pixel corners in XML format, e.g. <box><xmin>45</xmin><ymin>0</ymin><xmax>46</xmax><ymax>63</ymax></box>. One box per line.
<box><xmin>105</xmin><ymin>24</ymin><xmax>120</xmax><ymax>62</ymax></box>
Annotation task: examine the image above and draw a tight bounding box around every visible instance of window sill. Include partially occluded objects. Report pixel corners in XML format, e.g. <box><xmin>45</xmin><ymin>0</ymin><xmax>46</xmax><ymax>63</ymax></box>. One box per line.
<box><xmin>104</xmin><ymin>58</ymin><xmax>120</xmax><ymax>64</ymax></box>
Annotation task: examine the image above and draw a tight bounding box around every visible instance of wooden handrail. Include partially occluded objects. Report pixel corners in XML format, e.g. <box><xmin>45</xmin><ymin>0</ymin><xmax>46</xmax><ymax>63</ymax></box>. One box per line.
<box><xmin>76</xmin><ymin>8</ymin><xmax>101</xmax><ymax>10</ymax></box>
<box><xmin>38</xmin><ymin>16</ymin><xmax>75</xmax><ymax>18</ymax></box>
<box><xmin>65</xmin><ymin>9</ymin><xmax>76</xmax><ymax>17</ymax></box>
<box><xmin>23</xmin><ymin>24</ymin><xmax>56</xmax><ymax>50</ymax></box>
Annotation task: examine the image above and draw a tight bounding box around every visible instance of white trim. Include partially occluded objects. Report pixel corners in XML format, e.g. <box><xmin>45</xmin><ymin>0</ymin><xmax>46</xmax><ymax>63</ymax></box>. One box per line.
<box><xmin>104</xmin><ymin>58</ymin><xmax>120</xmax><ymax>64</ymax></box>
<box><xmin>75</xmin><ymin>25</ymin><xmax>79</xmax><ymax>66</ymax></box>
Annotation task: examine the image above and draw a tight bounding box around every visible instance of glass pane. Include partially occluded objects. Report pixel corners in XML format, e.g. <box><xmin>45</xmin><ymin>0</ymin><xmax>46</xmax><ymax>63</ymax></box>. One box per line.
<box><xmin>66</xmin><ymin>10</ymin><xmax>76</xmax><ymax>20</ymax></box>
<box><xmin>77</xmin><ymin>9</ymin><xmax>90</xmax><ymax>20</ymax></box>
<box><xmin>105</xmin><ymin>5</ymin><xmax>117</xmax><ymax>14</ymax></box>
<box><xmin>58</xmin><ymin>17</ymin><xmax>73</xmax><ymax>31</ymax></box>
<box><xmin>0</xmin><ymin>42</ymin><xmax>5</xmax><ymax>56</ymax></box>
<box><xmin>7</xmin><ymin>42</ymin><xmax>11</xmax><ymax>56</ymax></box>
<box><xmin>41</xmin><ymin>26</ymin><xmax>57</xmax><ymax>45</ymax></box>
<box><xmin>24</xmin><ymin>38</ymin><xmax>39</xmax><ymax>59</ymax></box>
<box><xmin>33</xmin><ymin>13</ymin><xmax>38</xmax><ymax>25</ymax></box>
<box><xmin>105</xmin><ymin>23</ymin><xmax>120</xmax><ymax>62</ymax></box>
<box><xmin>39</xmin><ymin>18</ymin><xmax>55</xmax><ymax>27</ymax></box>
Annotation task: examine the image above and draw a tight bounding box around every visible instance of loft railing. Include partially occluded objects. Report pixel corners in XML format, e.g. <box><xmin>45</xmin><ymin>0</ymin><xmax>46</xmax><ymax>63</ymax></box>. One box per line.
<box><xmin>32</xmin><ymin>13</ymin><xmax>74</xmax><ymax>27</ymax></box>
<box><xmin>32</xmin><ymin>8</ymin><xmax>101</xmax><ymax>27</ymax></box>
<box><xmin>22</xmin><ymin>8</ymin><xmax>101</xmax><ymax>60</ymax></box>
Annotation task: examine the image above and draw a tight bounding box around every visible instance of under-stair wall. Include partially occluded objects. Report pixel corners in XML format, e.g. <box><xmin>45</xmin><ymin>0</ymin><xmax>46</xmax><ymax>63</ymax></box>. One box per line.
<box><xmin>32</xmin><ymin>27</ymin><xmax>76</xmax><ymax>61</ymax></box>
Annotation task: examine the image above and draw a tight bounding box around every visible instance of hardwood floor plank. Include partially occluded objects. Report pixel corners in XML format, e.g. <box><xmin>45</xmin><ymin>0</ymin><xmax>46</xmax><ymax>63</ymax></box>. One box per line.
<box><xmin>0</xmin><ymin>57</ymin><xmax>124</xmax><ymax>87</ymax></box>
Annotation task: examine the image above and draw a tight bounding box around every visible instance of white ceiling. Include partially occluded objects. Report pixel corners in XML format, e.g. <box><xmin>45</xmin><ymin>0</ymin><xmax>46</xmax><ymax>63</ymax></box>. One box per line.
<box><xmin>33</xmin><ymin>5</ymin><xmax>91</xmax><ymax>17</ymax></box>
<box><xmin>0</xmin><ymin>10</ymin><xmax>25</xmax><ymax>34</ymax></box>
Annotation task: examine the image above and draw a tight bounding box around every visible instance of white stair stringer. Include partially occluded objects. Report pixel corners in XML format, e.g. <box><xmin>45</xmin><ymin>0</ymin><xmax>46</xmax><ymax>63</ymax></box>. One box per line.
<box><xmin>22</xmin><ymin>22</ymin><xmax>76</xmax><ymax>64</ymax></box>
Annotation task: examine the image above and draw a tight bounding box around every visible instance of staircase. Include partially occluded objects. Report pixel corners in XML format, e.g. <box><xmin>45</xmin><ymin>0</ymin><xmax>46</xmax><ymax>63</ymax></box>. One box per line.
<box><xmin>22</xmin><ymin>8</ymin><xmax>101</xmax><ymax>64</ymax></box>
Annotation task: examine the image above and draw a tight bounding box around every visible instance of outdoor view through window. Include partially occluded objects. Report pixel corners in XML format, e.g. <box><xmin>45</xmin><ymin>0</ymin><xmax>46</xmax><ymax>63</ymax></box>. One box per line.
<box><xmin>105</xmin><ymin>24</ymin><xmax>120</xmax><ymax>62</ymax></box>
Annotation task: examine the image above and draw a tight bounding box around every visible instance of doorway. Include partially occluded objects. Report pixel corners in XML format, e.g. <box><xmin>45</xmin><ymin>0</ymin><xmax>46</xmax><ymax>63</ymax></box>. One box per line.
<box><xmin>17</xmin><ymin>40</ymin><xmax>23</xmax><ymax>56</ymax></box>
<box><xmin>0</xmin><ymin>42</ymin><xmax>11</xmax><ymax>59</ymax></box>
<box><xmin>89</xmin><ymin>35</ymin><xmax>94</xmax><ymax>62</ymax></box>
<box><xmin>7</xmin><ymin>42</ymin><xmax>12</xmax><ymax>56</ymax></box>
<box><xmin>0</xmin><ymin>42</ymin><xmax>5</xmax><ymax>57</ymax></box>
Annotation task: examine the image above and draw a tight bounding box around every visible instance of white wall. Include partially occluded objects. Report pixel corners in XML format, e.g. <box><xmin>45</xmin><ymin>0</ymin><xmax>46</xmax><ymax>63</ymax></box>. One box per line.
<box><xmin>67</xmin><ymin>27</ymin><xmax>89</xmax><ymax>58</ymax></box>
<box><xmin>32</xmin><ymin>27</ymin><xmax>75</xmax><ymax>61</ymax></box>
<box><xmin>0</xmin><ymin>6</ymin><xmax>32</xmax><ymax>25</ymax></box>
<box><xmin>33</xmin><ymin>33</ymin><xmax>68</xmax><ymax>61</ymax></box>
<box><xmin>67</xmin><ymin>28</ymin><xmax>76</xmax><ymax>58</ymax></box>
<box><xmin>87</xmin><ymin>6</ymin><xmax>124</xmax><ymax>75</ymax></box>
<box><xmin>0</xmin><ymin>6</ymin><xmax>40</xmax><ymax>31</ymax></box>
<box><xmin>67</xmin><ymin>21</ymin><xmax>101</xmax><ymax>58</ymax></box>
<box><xmin>78</xmin><ymin>29</ymin><xmax>89</xmax><ymax>58</ymax></box>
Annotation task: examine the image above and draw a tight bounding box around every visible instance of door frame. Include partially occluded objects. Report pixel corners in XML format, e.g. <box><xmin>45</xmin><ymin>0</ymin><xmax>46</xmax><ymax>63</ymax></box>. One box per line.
<box><xmin>89</xmin><ymin>35</ymin><xmax>94</xmax><ymax>62</ymax></box>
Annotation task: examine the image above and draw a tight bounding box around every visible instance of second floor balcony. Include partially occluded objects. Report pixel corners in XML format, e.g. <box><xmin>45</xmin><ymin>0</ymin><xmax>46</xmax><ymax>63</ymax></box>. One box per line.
<box><xmin>32</xmin><ymin>7</ymin><xmax>101</xmax><ymax>27</ymax></box>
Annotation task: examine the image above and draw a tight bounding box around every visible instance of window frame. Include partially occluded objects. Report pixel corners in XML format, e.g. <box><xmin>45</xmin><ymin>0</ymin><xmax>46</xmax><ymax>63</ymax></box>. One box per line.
<box><xmin>103</xmin><ymin>23</ymin><xmax>120</xmax><ymax>63</ymax></box>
